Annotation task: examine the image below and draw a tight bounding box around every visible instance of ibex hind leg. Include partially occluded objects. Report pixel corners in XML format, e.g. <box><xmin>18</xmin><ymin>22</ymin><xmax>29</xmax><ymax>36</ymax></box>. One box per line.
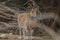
<box><xmin>27</xmin><ymin>26</ymin><xmax>32</xmax><ymax>40</ymax></box>
<box><xmin>19</xmin><ymin>28</ymin><xmax>22</xmax><ymax>40</ymax></box>
<box><xmin>22</xmin><ymin>28</ymin><xmax>27</xmax><ymax>40</ymax></box>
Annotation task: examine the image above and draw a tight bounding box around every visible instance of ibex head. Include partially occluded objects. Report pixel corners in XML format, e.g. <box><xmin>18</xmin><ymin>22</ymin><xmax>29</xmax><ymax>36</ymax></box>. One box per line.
<box><xmin>29</xmin><ymin>6</ymin><xmax>39</xmax><ymax>17</ymax></box>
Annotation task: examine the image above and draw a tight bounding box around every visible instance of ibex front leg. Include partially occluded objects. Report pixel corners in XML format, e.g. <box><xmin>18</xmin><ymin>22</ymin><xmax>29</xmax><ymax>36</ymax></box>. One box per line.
<box><xmin>21</xmin><ymin>22</ymin><xmax>27</xmax><ymax>40</ymax></box>
<box><xmin>22</xmin><ymin>28</ymin><xmax>28</xmax><ymax>40</ymax></box>
<box><xmin>19</xmin><ymin>26</ymin><xmax>22</xmax><ymax>40</ymax></box>
<box><xmin>28</xmin><ymin>26</ymin><xmax>33</xmax><ymax>40</ymax></box>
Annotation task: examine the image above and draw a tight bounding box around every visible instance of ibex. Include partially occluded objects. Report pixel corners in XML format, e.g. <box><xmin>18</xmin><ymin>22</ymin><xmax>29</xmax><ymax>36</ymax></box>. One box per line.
<box><xmin>18</xmin><ymin>7</ymin><xmax>39</xmax><ymax>39</ymax></box>
<box><xmin>18</xmin><ymin>0</ymin><xmax>39</xmax><ymax>39</ymax></box>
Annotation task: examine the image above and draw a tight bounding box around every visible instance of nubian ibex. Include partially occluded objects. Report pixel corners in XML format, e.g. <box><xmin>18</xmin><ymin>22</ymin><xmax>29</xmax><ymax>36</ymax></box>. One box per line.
<box><xmin>18</xmin><ymin>0</ymin><xmax>39</xmax><ymax>39</ymax></box>
<box><xmin>18</xmin><ymin>7</ymin><xmax>39</xmax><ymax>39</ymax></box>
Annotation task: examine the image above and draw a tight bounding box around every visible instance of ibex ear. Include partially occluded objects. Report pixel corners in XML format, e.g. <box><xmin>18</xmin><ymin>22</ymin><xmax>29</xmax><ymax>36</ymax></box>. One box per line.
<box><xmin>30</xmin><ymin>9</ymin><xmax>37</xmax><ymax>17</ymax></box>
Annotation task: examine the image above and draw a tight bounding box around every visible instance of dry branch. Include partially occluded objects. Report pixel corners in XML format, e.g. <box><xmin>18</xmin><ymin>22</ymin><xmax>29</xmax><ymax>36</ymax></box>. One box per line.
<box><xmin>0</xmin><ymin>33</ymin><xmax>42</xmax><ymax>40</ymax></box>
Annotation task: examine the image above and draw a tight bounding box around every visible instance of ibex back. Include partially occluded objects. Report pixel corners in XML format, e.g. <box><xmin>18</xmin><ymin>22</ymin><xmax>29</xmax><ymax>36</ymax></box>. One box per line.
<box><xmin>18</xmin><ymin>9</ymin><xmax>37</xmax><ymax>29</ymax></box>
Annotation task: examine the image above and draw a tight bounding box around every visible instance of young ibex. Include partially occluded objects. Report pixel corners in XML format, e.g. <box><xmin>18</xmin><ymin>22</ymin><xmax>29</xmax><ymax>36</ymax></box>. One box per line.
<box><xmin>18</xmin><ymin>7</ymin><xmax>39</xmax><ymax>39</ymax></box>
<box><xmin>18</xmin><ymin>0</ymin><xmax>39</xmax><ymax>39</ymax></box>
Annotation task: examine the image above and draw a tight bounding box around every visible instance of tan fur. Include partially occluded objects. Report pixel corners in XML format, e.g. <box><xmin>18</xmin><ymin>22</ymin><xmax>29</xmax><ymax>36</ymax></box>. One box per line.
<box><xmin>17</xmin><ymin>9</ymin><xmax>37</xmax><ymax>40</ymax></box>
<box><xmin>18</xmin><ymin>13</ymin><xmax>30</xmax><ymax>28</ymax></box>
<box><xmin>18</xmin><ymin>9</ymin><xmax>37</xmax><ymax>29</ymax></box>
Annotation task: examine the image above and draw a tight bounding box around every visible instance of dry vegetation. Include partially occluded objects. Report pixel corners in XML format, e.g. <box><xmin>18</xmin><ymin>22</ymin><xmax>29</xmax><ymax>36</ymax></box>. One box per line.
<box><xmin>0</xmin><ymin>0</ymin><xmax>60</xmax><ymax>40</ymax></box>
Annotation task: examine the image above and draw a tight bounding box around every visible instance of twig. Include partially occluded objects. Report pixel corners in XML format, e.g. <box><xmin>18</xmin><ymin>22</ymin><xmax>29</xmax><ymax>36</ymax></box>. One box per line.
<box><xmin>1</xmin><ymin>0</ymin><xmax>10</xmax><ymax>5</ymax></box>
<box><xmin>51</xmin><ymin>14</ymin><xmax>58</xmax><ymax>28</ymax></box>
